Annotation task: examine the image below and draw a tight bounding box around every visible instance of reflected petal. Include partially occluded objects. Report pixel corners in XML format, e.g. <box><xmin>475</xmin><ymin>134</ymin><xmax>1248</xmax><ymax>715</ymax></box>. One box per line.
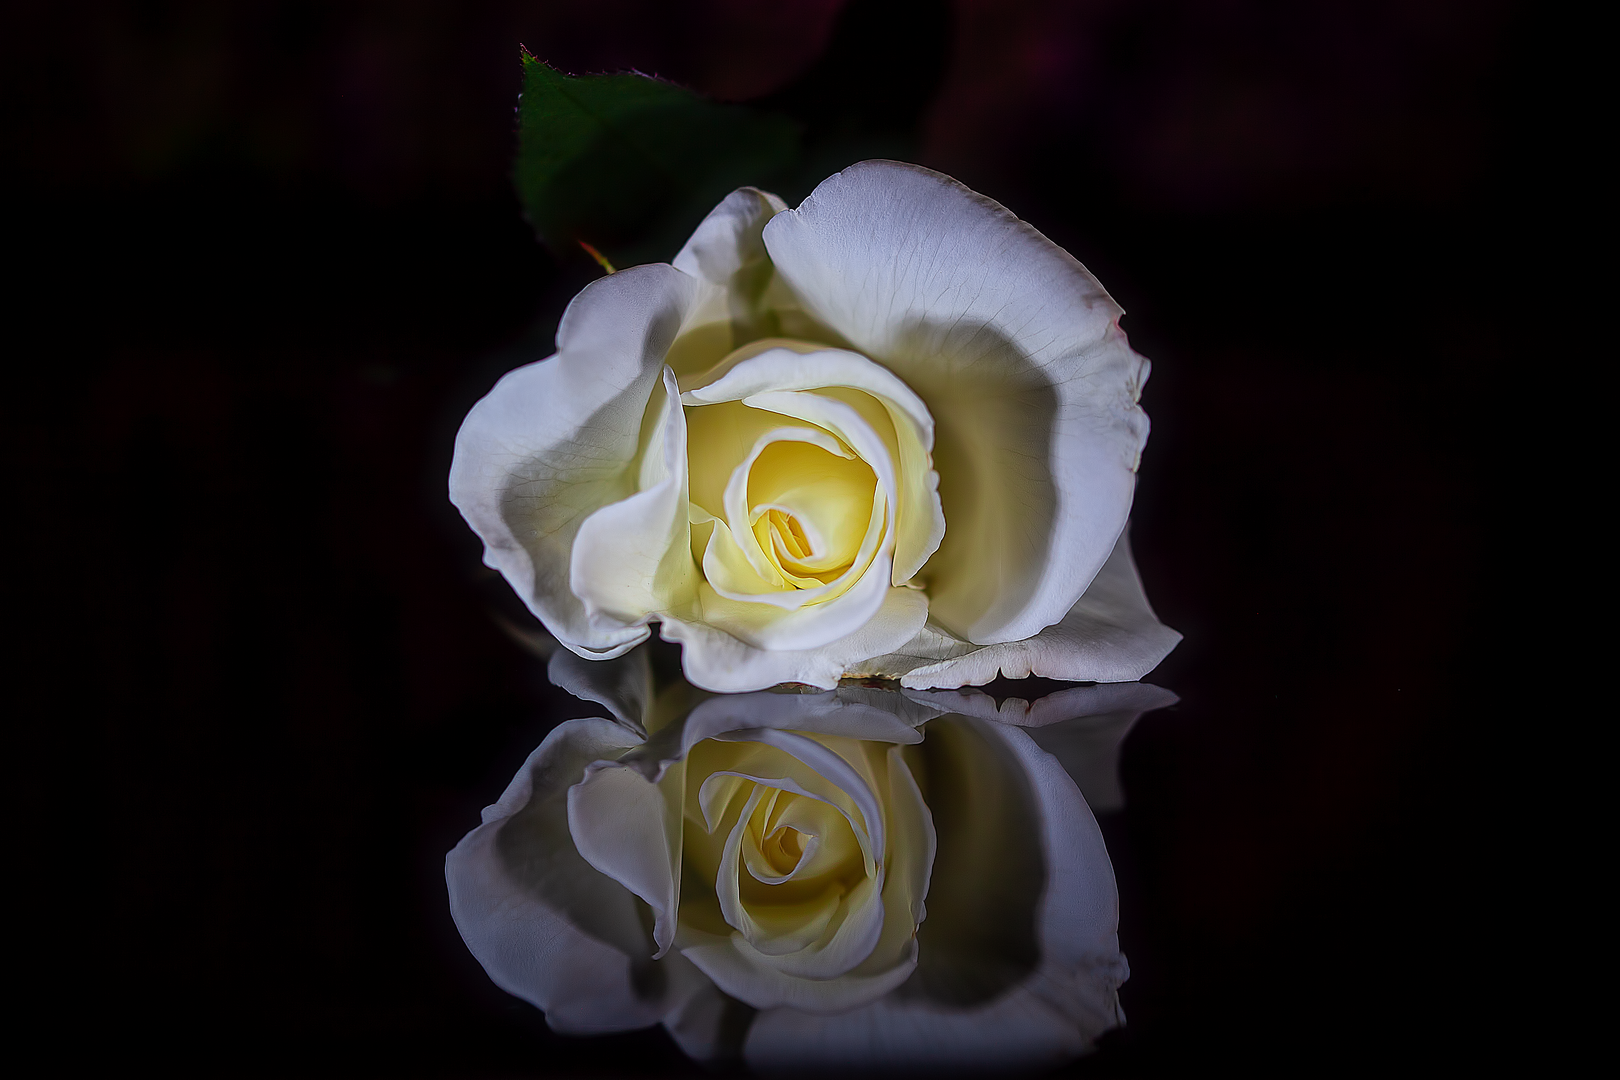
<box><xmin>446</xmin><ymin>718</ymin><xmax>716</xmax><ymax>1034</ymax></box>
<box><xmin>569</xmin><ymin>755</ymin><xmax>685</xmax><ymax>957</ymax></box>
<box><xmin>452</xmin><ymin>639</ymin><xmax>1161</xmax><ymax>1068</ymax></box>
<box><xmin>744</xmin><ymin>719</ymin><xmax>1127</xmax><ymax>1069</ymax></box>
<box><xmin>545</xmin><ymin>644</ymin><xmax>655</xmax><ymax>737</ymax></box>
<box><xmin>904</xmin><ymin>681</ymin><xmax>1178</xmax><ymax>811</ymax></box>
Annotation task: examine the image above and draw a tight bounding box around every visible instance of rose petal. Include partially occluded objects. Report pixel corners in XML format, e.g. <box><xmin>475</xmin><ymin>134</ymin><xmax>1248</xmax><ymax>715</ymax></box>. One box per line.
<box><xmin>713</xmin><ymin>728</ymin><xmax>886</xmax><ymax>863</ymax></box>
<box><xmin>544</xmin><ymin>645</ymin><xmax>655</xmax><ymax>737</ymax></box>
<box><xmin>671</xmin><ymin>723</ymin><xmax>934</xmax><ymax>1013</ymax></box>
<box><xmin>449</xmin><ymin>266</ymin><xmax>697</xmax><ymax>658</ymax></box>
<box><xmin>743</xmin><ymin>718</ymin><xmax>1126</xmax><ymax>1069</ymax></box>
<box><xmin>682</xmin><ymin>690</ymin><xmax>931</xmax><ymax>751</ymax></box>
<box><xmin>764</xmin><ymin>160</ymin><xmax>1151</xmax><ymax>645</ymax></box>
<box><xmin>662</xmin><ymin>583</ymin><xmax>929</xmax><ymax>692</ymax></box>
<box><xmin>851</xmin><ymin>526</ymin><xmax>1181</xmax><ymax>688</ymax></box>
<box><xmin>709</xmin><ymin>424</ymin><xmax>862</xmax><ymax>599</ymax></box>
<box><xmin>684</xmin><ymin>346</ymin><xmax>945</xmax><ymax>582</ymax></box>
<box><xmin>446</xmin><ymin>718</ymin><xmax>695</xmax><ymax>1033</ymax></box>
<box><xmin>695</xmin><ymin>548</ymin><xmax>895</xmax><ymax>652</ymax></box>
<box><xmin>694</xmin><ymin>388</ymin><xmax>899</xmax><ymax>643</ymax></box>
<box><xmin>674</xmin><ymin>186</ymin><xmax>788</xmax><ymax>288</ymax></box>
<box><xmin>569</xmin><ymin>753</ymin><xmax>686</xmax><ymax>958</ymax></box>
<box><xmin>680</xmin><ymin>931</ymin><xmax>917</xmax><ymax>1015</ymax></box>
<box><xmin>569</xmin><ymin>367</ymin><xmax>698</xmax><ymax>631</ymax></box>
<box><xmin>709</xmin><ymin>783</ymin><xmax>885</xmax><ymax>979</ymax></box>
<box><xmin>668</xmin><ymin>186</ymin><xmax>791</xmax><ymax>378</ymax></box>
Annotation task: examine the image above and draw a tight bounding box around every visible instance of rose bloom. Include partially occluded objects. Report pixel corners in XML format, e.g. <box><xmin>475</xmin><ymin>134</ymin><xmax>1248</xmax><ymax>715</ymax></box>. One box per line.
<box><xmin>446</xmin><ymin>647</ymin><xmax>1171</xmax><ymax>1069</ymax></box>
<box><xmin>451</xmin><ymin>161</ymin><xmax>1179</xmax><ymax>691</ymax></box>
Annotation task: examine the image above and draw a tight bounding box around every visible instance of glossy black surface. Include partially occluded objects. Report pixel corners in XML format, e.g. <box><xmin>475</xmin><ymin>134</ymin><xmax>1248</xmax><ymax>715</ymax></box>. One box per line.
<box><xmin>8</xmin><ymin>1</ymin><xmax>1533</xmax><ymax>1073</ymax></box>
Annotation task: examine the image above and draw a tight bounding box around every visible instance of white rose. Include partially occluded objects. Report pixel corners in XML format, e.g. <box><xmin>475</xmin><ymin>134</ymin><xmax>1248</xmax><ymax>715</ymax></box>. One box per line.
<box><xmin>450</xmin><ymin>160</ymin><xmax>1180</xmax><ymax>691</ymax></box>
<box><xmin>446</xmin><ymin>646</ymin><xmax>1175</xmax><ymax>1069</ymax></box>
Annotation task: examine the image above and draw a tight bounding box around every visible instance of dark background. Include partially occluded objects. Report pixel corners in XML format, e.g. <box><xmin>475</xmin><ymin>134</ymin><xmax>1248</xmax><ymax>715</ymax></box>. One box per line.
<box><xmin>6</xmin><ymin>0</ymin><xmax>1538</xmax><ymax>1073</ymax></box>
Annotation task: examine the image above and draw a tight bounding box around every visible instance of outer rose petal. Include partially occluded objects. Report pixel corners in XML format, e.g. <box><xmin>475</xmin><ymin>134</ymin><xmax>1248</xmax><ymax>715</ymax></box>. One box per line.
<box><xmin>445</xmin><ymin>718</ymin><xmax>721</xmax><ymax>1037</ymax></box>
<box><xmin>851</xmin><ymin>526</ymin><xmax>1181</xmax><ymax>688</ymax></box>
<box><xmin>668</xmin><ymin>186</ymin><xmax>793</xmax><ymax>377</ymax></box>
<box><xmin>743</xmin><ymin>720</ymin><xmax>1127</xmax><ymax>1071</ymax></box>
<box><xmin>763</xmin><ymin>161</ymin><xmax>1151</xmax><ymax>646</ymax></box>
<box><xmin>673</xmin><ymin>186</ymin><xmax>787</xmax><ymax>290</ymax></box>
<box><xmin>569</xmin><ymin>368</ymin><xmax>697</xmax><ymax>628</ymax></box>
<box><xmin>449</xmin><ymin>266</ymin><xmax>697</xmax><ymax>658</ymax></box>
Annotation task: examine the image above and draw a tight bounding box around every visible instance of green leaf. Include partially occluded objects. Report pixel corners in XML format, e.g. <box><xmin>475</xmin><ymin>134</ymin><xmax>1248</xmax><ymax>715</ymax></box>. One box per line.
<box><xmin>514</xmin><ymin>54</ymin><xmax>802</xmax><ymax>268</ymax></box>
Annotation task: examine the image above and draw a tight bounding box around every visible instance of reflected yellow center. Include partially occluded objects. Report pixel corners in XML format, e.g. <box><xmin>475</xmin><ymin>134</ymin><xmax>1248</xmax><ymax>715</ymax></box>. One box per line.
<box><xmin>682</xmin><ymin>739</ymin><xmax>871</xmax><ymax>939</ymax></box>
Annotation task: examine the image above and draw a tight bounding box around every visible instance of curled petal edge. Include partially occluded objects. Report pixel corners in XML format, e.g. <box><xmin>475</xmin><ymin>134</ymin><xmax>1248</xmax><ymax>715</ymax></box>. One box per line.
<box><xmin>849</xmin><ymin>526</ymin><xmax>1180</xmax><ymax>689</ymax></box>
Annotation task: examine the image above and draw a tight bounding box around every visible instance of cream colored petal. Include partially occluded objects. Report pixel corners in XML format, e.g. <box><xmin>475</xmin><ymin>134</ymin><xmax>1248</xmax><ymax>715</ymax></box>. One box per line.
<box><xmin>668</xmin><ymin>187</ymin><xmax>791</xmax><ymax>381</ymax></box>
<box><xmin>687</xmin><ymin>388</ymin><xmax>895</xmax><ymax>618</ymax></box>
<box><xmin>719</xmin><ymin>424</ymin><xmax>857</xmax><ymax>591</ymax></box>
<box><xmin>737</xmin><ymin>390</ymin><xmax>896</xmax><ymax>531</ymax></box>
<box><xmin>674</xmin><ymin>186</ymin><xmax>788</xmax><ymax>287</ymax></box>
<box><xmin>781</xmin><ymin>742</ymin><xmax>933</xmax><ymax>999</ymax></box>
<box><xmin>702</xmin><ymin>514</ymin><xmax>787</xmax><ymax>597</ymax></box>
<box><xmin>712</xmin><ymin>728</ymin><xmax>885</xmax><ymax>863</ymax></box>
<box><xmin>745</xmin><ymin>813</ymin><xmax>829</xmax><ymax>886</ymax></box>
<box><xmin>694</xmin><ymin>389</ymin><xmax>902</xmax><ymax>638</ymax></box>
<box><xmin>570</xmin><ymin>368</ymin><xmax>698</xmax><ymax>629</ymax></box>
<box><xmin>849</xmin><ymin>526</ymin><xmax>1180</xmax><ymax>687</ymax></box>
<box><xmin>684</xmin><ymin>345</ymin><xmax>944</xmax><ymax>583</ymax></box>
<box><xmin>764</xmin><ymin>161</ymin><xmax>1151</xmax><ymax>644</ymax></box>
<box><xmin>711</xmin><ymin>785</ymin><xmax>883</xmax><ymax>973</ymax></box>
<box><xmin>694</xmin><ymin>762</ymin><xmax>870</xmax><ymax>871</ymax></box>
<box><xmin>704</xmin><ymin>485</ymin><xmax>887</xmax><ymax>613</ymax></box>
<box><xmin>661</xmin><ymin>584</ymin><xmax>928</xmax><ymax>692</ymax></box>
<box><xmin>695</xmin><ymin>547</ymin><xmax>893</xmax><ymax>652</ymax></box>
<box><xmin>685</xmin><ymin>398</ymin><xmax>789</xmax><ymax>521</ymax></box>
<box><xmin>714</xmin><ymin>742</ymin><xmax>934</xmax><ymax>1015</ymax></box>
<box><xmin>449</xmin><ymin>265</ymin><xmax>698</xmax><ymax>658</ymax></box>
<box><xmin>745</xmin><ymin>439</ymin><xmax>875</xmax><ymax>576</ymax></box>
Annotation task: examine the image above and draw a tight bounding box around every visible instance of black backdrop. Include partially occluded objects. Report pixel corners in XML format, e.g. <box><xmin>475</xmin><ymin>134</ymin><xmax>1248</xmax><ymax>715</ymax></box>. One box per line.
<box><xmin>6</xmin><ymin>1</ymin><xmax>1538</xmax><ymax>1074</ymax></box>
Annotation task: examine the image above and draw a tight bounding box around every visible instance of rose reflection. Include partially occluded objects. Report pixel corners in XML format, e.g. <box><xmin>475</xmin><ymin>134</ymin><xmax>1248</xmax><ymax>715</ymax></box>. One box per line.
<box><xmin>447</xmin><ymin>645</ymin><xmax>1174</xmax><ymax>1070</ymax></box>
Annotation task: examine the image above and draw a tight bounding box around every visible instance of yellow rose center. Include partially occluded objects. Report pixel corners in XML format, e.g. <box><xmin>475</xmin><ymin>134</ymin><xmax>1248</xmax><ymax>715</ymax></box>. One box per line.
<box><xmin>746</xmin><ymin>438</ymin><xmax>877</xmax><ymax>586</ymax></box>
<box><xmin>682</xmin><ymin>347</ymin><xmax>893</xmax><ymax>609</ymax></box>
